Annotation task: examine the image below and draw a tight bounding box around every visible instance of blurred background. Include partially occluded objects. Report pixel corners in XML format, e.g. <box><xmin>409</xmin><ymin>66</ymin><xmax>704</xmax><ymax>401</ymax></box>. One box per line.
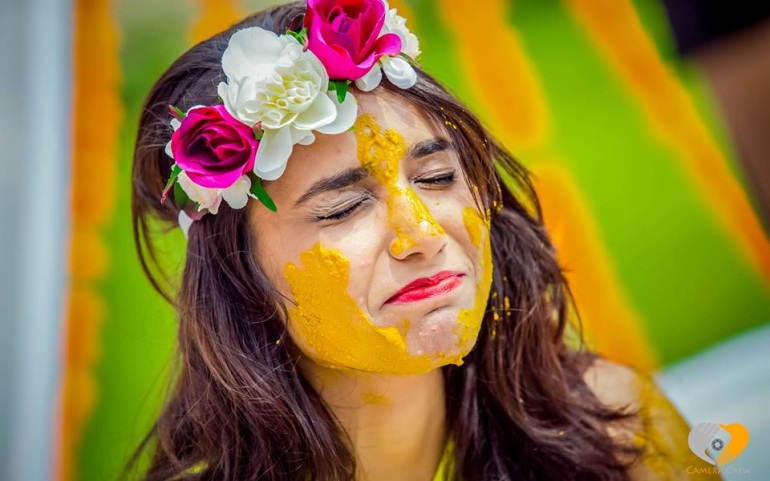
<box><xmin>1</xmin><ymin>0</ymin><xmax>768</xmax><ymax>479</ymax></box>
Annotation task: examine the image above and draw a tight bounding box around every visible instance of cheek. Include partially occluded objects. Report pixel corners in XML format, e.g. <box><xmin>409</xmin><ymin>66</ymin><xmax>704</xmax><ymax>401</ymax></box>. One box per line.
<box><xmin>281</xmin><ymin>242</ymin><xmax>440</xmax><ymax>374</ymax></box>
<box><xmin>400</xmin><ymin>205</ymin><xmax>493</xmax><ymax>358</ymax></box>
<box><xmin>321</xmin><ymin>226</ymin><xmax>380</xmax><ymax>307</ymax></box>
<box><xmin>455</xmin><ymin>206</ymin><xmax>494</xmax><ymax>347</ymax></box>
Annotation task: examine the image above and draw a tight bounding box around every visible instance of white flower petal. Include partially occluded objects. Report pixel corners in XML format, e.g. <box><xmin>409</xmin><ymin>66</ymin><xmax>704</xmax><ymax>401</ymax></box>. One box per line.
<box><xmin>381</xmin><ymin>56</ymin><xmax>417</xmax><ymax>89</ymax></box>
<box><xmin>253</xmin><ymin>126</ymin><xmax>293</xmax><ymax>181</ymax></box>
<box><xmin>177</xmin><ymin>171</ymin><xmax>223</xmax><ymax>214</ymax></box>
<box><xmin>293</xmin><ymin>92</ymin><xmax>337</xmax><ymax>130</ymax></box>
<box><xmin>354</xmin><ymin>64</ymin><xmax>382</xmax><ymax>92</ymax></box>
<box><xmin>217</xmin><ymin>80</ymin><xmax>235</xmax><ymax>117</ymax></box>
<box><xmin>219</xmin><ymin>30</ymin><xmax>328</xmax><ymax>130</ymax></box>
<box><xmin>316</xmin><ymin>92</ymin><xmax>358</xmax><ymax>135</ymax></box>
<box><xmin>222</xmin><ymin>175</ymin><xmax>252</xmax><ymax>209</ymax></box>
<box><xmin>291</xmin><ymin>126</ymin><xmax>316</xmax><ymax>146</ymax></box>
<box><xmin>165</xmin><ymin>140</ymin><xmax>173</xmax><ymax>159</ymax></box>
<box><xmin>170</xmin><ymin>118</ymin><xmax>181</xmax><ymax>131</ymax></box>
<box><xmin>219</xmin><ymin>77</ymin><xmax>261</xmax><ymax>126</ymax></box>
<box><xmin>178</xmin><ymin>210</ymin><xmax>193</xmax><ymax>238</ymax></box>
<box><xmin>207</xmin><ymin>196</ymin><xmax>223</xmax><ymax>214</ymax></box>
<box><xmin>222</xmin><ymin>27</ymin><xmax>283</xmax><ymax>81</ymax></box>
<box><xmin>381</xmin><ymin>2</ymin><xmax>421</xmax><ymax>59</ymax></box>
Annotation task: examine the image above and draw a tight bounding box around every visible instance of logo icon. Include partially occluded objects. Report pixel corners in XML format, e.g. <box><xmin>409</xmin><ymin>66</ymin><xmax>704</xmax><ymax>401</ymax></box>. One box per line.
<box><xmin>688</xmin><ymin>422</ymin><xmax>749</xmax><ymax>466</ymax></box>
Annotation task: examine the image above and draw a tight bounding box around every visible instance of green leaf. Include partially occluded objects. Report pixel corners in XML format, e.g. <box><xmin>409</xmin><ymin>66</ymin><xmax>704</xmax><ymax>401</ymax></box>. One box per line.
<box><xmin>398</xmin><ymin>52</ymin><xmax>422</xmax><ymax>70</ymax></box>
<box><xmin>329</xmin><ymin>79</ymin><xmax>350</xmax><ymax>104</ymax></box>
<box><xmin>254</xmin><ymin>129</ymin><xmax>264</xmax><ymax>141</ymax></box>
<box><xmin>287</xmin><ymin>27</ymin><xmax>308</xmax><ymax>45</ymax></box>
<box><xmin>160</xmin><ymin>164</ymin><xmax>182</xmax><ymax>204</ymax></box>
<box><xmin>173</xmin><ymin>180</ymin><xmax>189</xmax><ymax>208</ymax></box>
<box><xmin>247</xmin><ymin>172</ymin><xmax>277</xmax><ymax>212</ymax></box>
<box><xmin>169</xmin><ymin>105</ymin><xmax>186</xmax><ymax>120</ymax></box>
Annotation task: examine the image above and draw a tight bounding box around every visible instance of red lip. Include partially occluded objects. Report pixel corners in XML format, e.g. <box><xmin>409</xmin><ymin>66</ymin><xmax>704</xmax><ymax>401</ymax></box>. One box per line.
<box><xmin>384</xmin><ymin>270</ymin><xmax>465</xmax><ymax>306</ymax></box>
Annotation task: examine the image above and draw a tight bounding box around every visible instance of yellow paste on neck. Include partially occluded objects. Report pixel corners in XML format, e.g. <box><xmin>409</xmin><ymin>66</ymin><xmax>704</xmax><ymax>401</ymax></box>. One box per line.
<box><xmin>282</xmin><ymin>115</ymin><xmax>493</xmax><ymax>374</ymax></box>
<box><xmin>362</xmin><ymin>392</ymin><xmax>391</xmax><ymax>406</ymax></box>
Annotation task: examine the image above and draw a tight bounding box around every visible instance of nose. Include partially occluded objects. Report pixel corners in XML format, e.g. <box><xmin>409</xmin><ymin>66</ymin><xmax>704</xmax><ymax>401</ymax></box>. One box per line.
<box><xmin>388</xmin><ymin>186</ymin><xmax>448</xmax><ymax>260</ymax></box>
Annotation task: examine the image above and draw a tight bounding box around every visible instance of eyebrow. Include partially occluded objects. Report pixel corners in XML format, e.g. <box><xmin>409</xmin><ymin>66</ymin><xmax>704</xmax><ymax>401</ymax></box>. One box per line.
<box><xmin>293</xmin><ymin>136</ymin><xmax>452</xmax><ymax>207</ymax></box>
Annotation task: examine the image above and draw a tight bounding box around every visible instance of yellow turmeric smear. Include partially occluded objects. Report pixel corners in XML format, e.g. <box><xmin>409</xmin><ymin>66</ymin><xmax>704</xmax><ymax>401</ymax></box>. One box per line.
<box><xmin>447</xmin><ymin>207</ymin><xmax>493</xmax><ymax>363</ymax></box>
<box><xmin>284</xmin><ymin>242</ymin><xmax>438</xmax><ymax>374</ymax></box>
<box><xmin>282</xmin><ymin>115</ymin><xmax>493</xmax><ymax>374</ymax></box>
<box><xmin>353</xmin><ymin>113</ymin><xmax>445</xmax><ymax>256</ymax></box>
<box><xmin>362</xmin><ymin>391</ymin><xmax>392</xmax><ymax>406</ymax></box>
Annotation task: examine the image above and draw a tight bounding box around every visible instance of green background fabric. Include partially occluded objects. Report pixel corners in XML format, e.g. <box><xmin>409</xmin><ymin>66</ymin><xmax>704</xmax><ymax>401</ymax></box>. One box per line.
<box><xmin>73</xmin><ymin>1</ymin><xmax>769</xmax><ymax>479</ymax></box>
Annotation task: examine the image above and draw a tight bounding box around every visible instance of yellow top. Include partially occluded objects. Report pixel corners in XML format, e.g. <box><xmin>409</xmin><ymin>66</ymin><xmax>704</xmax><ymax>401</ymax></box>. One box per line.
<box><xmin>431</xmin><ymin>436</ymin><xmax>455</xmax><ymax>481</ymax></box>
<box><xmin>172</xmin><ymin>437</ymin><xmax>456</xmax><ymax>481</ymax></box>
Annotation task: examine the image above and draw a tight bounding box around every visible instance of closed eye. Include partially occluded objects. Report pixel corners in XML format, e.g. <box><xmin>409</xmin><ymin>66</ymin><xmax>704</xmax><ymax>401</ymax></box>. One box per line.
<box><xmin>316</xmin><ymin>172</ymin><xmax>456</xmax><ymax>221</ymax></box>
<box><xmin>316</xmin><ymin>197</ymin><xmax>372</xmax><ymax>221</ymax></box>
<box><xmin>416</xmin><ymin>171</ymin><xmax>456</xmax><ymax>187</ymax></box>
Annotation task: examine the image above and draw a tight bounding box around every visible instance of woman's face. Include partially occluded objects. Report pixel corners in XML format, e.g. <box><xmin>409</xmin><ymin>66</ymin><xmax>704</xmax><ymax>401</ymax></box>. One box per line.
<box><xmin>249</xmin><ymin>90</ymin><xmax>493</xmax><ymax>375</ymax></box>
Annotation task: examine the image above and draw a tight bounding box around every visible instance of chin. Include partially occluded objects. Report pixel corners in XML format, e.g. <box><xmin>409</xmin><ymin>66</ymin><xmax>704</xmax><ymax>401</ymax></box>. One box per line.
<box><xmin>403</xmin><ymin>305</ymin><xmax>472</xmax><ymax>358</ymax></box>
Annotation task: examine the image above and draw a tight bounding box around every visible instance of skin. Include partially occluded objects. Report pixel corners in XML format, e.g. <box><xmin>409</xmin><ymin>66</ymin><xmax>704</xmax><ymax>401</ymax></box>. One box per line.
<box><xmin>584</xmin><ymin>359</ymin><xmax>723</xmax><ymax>480</ymax></box>
<box><xmin>248</xmin><ymin>88</ymin><xmax>492</xmax><ymax>481</ymax></box>
<box><xmin>246</xmin><ymin>89</ymin><xmax>710</xmax><ymax>480</ymax></box>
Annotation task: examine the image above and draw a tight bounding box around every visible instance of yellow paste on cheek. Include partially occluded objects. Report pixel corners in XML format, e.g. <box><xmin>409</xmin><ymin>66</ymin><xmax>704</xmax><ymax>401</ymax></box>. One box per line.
<box><xmin>283</xmin><ymin>242</ymin><xmax>439</xmax><ymax>374</ymax></box>
<box><xmin>353</xmin><ymin>114</ymin><xmax>445</xmax><ymax>256</ymax></box>
<box><xmin>282</xmin><ymin>116</ymin><xmax>493</xmax><ymax>373</ymax></box>
<box><xmin>449</xmin><ymin>207</ymin><xmax>493</xmax><ymax>361</ymax></box>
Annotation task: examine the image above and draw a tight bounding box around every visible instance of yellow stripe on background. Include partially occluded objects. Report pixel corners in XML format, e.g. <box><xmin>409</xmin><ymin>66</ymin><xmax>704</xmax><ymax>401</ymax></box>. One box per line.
<box><xmin>437</xmin><ymin>0</ymin><xmax>549</xmax><ymax>149</ymax></box>
<box><xmin>433</xmin><ymin>0</ymin><xmax>655</xmax><ymax>369</ymax></box>
<box><xmin>58</xmin><ymin>0</ymin><xmax>122</xmax><ymax>479</ymax></box>
<box><xmin>534</xmin><ymin>163</ymin><xmax>658</xmax><ymax>371</ymax></box>
<box><xmin>566</xmin><ymin>0</ymin><xmax>770</xmax><ymax>285</ymax></box>
<box><xmin>190</xmin><ymin>0</ymin><xmax>244</xmax><ymax>45</ymax></box>
<box><xmin>386</xmin><ymin>0</ymin><xmax>416</xmax><ymax>24</ymax></box>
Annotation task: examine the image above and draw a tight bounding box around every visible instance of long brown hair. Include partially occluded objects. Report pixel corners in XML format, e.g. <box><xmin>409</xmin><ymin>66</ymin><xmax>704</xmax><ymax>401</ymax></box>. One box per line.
<box><xmin>128</xmin><ymin>2</ymin><xmax>643</xmax><ymax>479</ymax></box>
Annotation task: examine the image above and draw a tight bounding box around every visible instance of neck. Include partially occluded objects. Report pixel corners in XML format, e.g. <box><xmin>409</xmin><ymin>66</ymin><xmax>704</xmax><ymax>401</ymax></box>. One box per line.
<box><xmin>300</xmin><ymin>358</ymin><xmax>448</xmax><ymax>481</ymax></box>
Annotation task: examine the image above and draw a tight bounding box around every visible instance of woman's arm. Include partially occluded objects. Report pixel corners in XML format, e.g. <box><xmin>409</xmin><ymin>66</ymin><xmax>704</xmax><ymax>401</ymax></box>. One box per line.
<box><xmin>583</xmin><ymin>358</ymin><xmax>723</xmax><ymax>480</ymax></box>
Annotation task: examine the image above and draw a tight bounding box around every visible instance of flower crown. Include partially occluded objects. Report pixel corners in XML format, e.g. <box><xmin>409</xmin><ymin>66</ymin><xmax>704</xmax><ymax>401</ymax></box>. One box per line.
<box><xmin>160</xmin><ymin>0</ymin><xmax>421</xmax><ymax>236</ymax></box>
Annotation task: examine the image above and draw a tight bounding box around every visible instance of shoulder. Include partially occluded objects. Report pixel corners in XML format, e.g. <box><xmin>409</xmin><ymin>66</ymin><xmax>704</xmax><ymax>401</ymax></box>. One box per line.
<box><xmin>582</xmin><ymin>358</ymin><xmax>722</xmax><ymax>480</ymax></box>
<box><xmin>582</xmin><ymin>357</ymin><xmax>643</xmax><ymax>412</ymax></box>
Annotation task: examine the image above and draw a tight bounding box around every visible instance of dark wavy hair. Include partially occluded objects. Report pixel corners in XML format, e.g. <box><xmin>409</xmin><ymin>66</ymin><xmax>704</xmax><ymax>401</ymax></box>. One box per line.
<box><xmin>127</xmin><ymin>2</ymin><xmax>644</xmax><ymax>480</ymax></box>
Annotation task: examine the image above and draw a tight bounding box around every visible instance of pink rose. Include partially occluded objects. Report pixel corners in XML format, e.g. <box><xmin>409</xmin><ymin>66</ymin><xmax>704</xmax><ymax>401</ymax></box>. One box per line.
<box><xmin>171</xmin><ymin>105</ymin><xmax>259</xmax><ymax>189</ymax></box>
<box><xmin>303</xmin><ymin>0</ymin><xmax>402</xmax><ymax>80</ymax></box>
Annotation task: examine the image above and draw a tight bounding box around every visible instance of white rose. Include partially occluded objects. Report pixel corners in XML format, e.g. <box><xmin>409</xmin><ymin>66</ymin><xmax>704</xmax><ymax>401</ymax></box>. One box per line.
<box><xmin>355</xmin><ymin>3</ymin><xmax>419</xmax><ymax>93</ymax></box>
<box><xmin>217</xmin><ymin>27</ymin><xmax>357</xmax><ymax>181</ymax></box>
<box><xmin>177</xmin><ymin>171</ymin><xmax>223</xmax><ymax>214</ymax></box>
<box><xmin>354</xmin><ymin>54</ymin><xmax>416</xmax><ymax>92</ymax></box>
<box><xmin>177</xmin><ymin>171</ymin><xmax>253</xmax><ymax>214</ymax></box>
<box><xmin>380</xmin><ymin>55</ymin><xmax>417</xmax><ymax>89</ymax></box>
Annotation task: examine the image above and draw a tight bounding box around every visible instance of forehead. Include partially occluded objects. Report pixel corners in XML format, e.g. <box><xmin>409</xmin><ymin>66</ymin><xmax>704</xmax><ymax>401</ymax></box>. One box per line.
<box><xmin>264</xmin><ymin>90</ymin><xmax>440</xmax><ymax>201</ymax></box>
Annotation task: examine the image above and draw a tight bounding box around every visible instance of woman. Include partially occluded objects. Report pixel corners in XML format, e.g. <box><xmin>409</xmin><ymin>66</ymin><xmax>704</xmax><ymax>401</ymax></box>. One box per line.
<box><xmin>128</xmin><ymin>1</ymin><xmax>717</xmax><ymax>480</ymax></box>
